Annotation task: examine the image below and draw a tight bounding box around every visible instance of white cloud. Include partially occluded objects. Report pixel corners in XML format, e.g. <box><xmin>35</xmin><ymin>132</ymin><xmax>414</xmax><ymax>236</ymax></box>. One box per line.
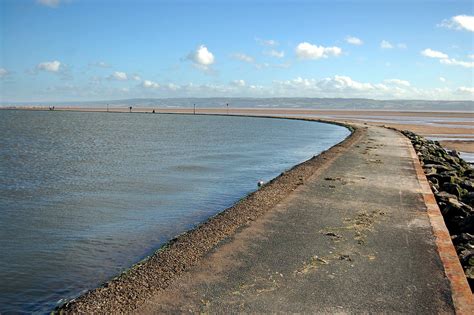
<box><xmin>420</xmin><ymin>48</ymin><xmax>448</xmax><ymax>59</ymax></box>
<box><xmin>439</xmin><ymin>77</ymin><xmax>446</xmax><ymax>82</ymax></box>
<box><xmin>468</xmin><ymin>54</ymin><xmax>474</xmax><ymax>60</ymax></box>
<box><xmin>380</xmin><ymin>40</ymin><xmax>393</xmax><ymax>49</ymax></box>
<box><xmin>381</xmin><ymin>40</ymin><xmax>407</xmax><ymax>50</ymax></box>
<box><xmin>440</xmin><ymin>58</ymin><xmax>474</xmax><ymax>68</ymax></box>
<box><xmin>132</xmin><ymin>75</ymin><xmax>141</xmax><ymax>81</ymax></box>
<box><xmin>345</xmin><ymin>36</ymin><xmax>363</xmax><ymax>45</ymax></box>
<box><xmin>421</xmin><ymin>49</ymin><xmax>474</xmax><ymax>68</ymax></box>
<box><xmin>384</xmin><ymin>79</ymin><xmax>411</xmax><ymax>87</ymax></box>
<box><xmin>295</xmin><ymin>42</ymin><xmax>342</xmax><ymax>60</ymax></box>
<box><xmin>0</xmin><ymin>68</ymin><xmax>9</xmax><ymax>77</ymax></box>
<box><xmin>265</xmin><ymin>49</ymin><xmax>285</xmax><ymax>58</ymax></box>
<box><xmin>187</xmin><ymin>45</ymin><xmax>215</xmax><ymax>70</ymax></box>
<box><xmin>37</xmin><ymin>0</ymin><xmax>61</xmax><ymax>7</ymax></box>
<box><xmin>274</xmin><ymin>76</ymin><xmax>376</xmax><ymax>94</ymax></box>
<box><xmin>457</xmin><ymin>86</ymin><xmax>474</xmax><ymax>94</ymax></box>
<box><xmin>231</xmin><ymin>53</ymin><xmax>254</xmax><ymax>63</ymax></box>
<box><xmin>318</xmin><ymin>75</ymin><xmax>376</xmax><ymax>92</ymax></box>
<box><xmin>37</xmin><ymin>60</ymin><xmax>61</xmax><ymax>72</ymax></box>
<box><xmin>142</xmin><ymin>80</ymin><xmax>160</xmax><ymax>89</ymax></box>
<box><xmin>270</xmin><ymin>75</ymin><xmax>473</xmax><ymax>100</ymax></box>
<box><xmin>109</xmin><ymin>71</ymin><xmax>128</xmax><ymax>81</ymax></box>
<box><xmin>166</xmin><ymin>83</ymin><xmax>180</xmax><ymax>91</ymax></box>
<box><xmin>29</xmin><ymin>76</ymin><xmax>472</xmax><ymax>100</ymax></box>
<box><xmin>255</xmin><ymin>38</ymin><xmax>279</xmax><ymax>47</ymax></box>
<box><xmin>230</xmin><ymin>79</ymin><xmax>246</xmax><ymax>87</ymax></box>
<box><xmin>439</xmin><ymin>15</ymin><xmax>474</xmax><ymax>32</ymax></box>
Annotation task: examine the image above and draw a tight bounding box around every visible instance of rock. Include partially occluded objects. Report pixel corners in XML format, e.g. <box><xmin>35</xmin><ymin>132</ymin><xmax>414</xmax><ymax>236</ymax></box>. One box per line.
<box><xmin>422</xmin><ymin>157</ymin><xmax>446</xmax><ymax>165</ymax></box>
<box><xmin>435</xmin><ymin>191</ymin><xmax>458</xmax><ymax>202</ymax></box>
<box><xmin>429</xmin><ymin>176</ymin><xmax>439</xmax><ymax>187</ymax></box>
<box><xmin>466</xmin><ymin>266</ymin><xmax>474</xmax><ymax>279</ymax></box>
<box><xmin>430</xmin><ymin>183</ymin><xmax>439</xmax><ymax>194</ymax></box>
<box><xmin>450</xmin><ymin>150</ymin><xmax>460</xmax><ymax>158</ymax></box>
<box><xmin>464</xmin><ymin>169</ymin><xmax>474</xmax><ymax>177</ymax></box>
<box><xmin>425</xmin><ymin>168</ymin><xmax>437</xmax><ymax>177</ymax></box>
<box><xmin>441</xmin><ymin>198</ymin><xmax>464</xmax><ymax>218</ymax></box>
<box><xmin>423</xmin><ymin>164</ymin><xmax>453</xmax><ymax>172</ymax></box>
<box><xmin>459</xmin><ymin>249</ymin><xmax>474</xmax><ymax>265</ymax></box>
<box><xmin>463</xmin><ymin>192</ymin><xmax>474</xmax><ymax>207</ymax></box>
<box><xmin>428</xmin><ymin>173</ymin><xmax>454</xmax><ymax>186</ymax></box>
<box><xmin>460</xmin><ymin>180</ymin><xmax>474</xmax><ymax>192</ymax></box>
<box><xmin>441</xmin><ymin>182</ymin><xmax>466</xmax><ymax>198</ymax></box>
<box><xmin>444</xmin><ymin>154</ymin><xmax>461</xmax><ymax>166</ymax></box>
<box><xmin>454</xmin><ymin>233</ymin><xmax>474</xmax><ymax>244</ymax></box>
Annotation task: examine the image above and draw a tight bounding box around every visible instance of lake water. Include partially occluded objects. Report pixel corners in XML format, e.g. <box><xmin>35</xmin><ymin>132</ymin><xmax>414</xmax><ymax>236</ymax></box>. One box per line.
<box><xmin>0</xmin><ymin>110</ymin><xmax>349</xmax><ymax>313</ymax></box>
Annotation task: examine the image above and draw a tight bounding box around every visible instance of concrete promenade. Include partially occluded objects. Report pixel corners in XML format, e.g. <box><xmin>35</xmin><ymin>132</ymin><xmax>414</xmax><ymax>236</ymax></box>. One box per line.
<box><xmin>136</xmin><ymin>125</ymin><xmax>471</xmax><ymax>313</ymax></box>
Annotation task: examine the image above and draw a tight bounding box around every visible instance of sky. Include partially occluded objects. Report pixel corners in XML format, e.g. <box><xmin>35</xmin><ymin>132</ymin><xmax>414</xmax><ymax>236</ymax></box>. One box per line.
<box><xmin>0</xmin><ymin>0</ymin><xmax>473</xmax><ymax>102</ymax></box>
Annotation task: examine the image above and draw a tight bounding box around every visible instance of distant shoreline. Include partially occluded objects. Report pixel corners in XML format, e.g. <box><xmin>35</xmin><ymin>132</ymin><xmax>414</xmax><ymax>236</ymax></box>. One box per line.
<box><xmin>2</xmin><ymin>106</ymin><xmax>474</xmax><ymax>116</ymax></box>
<box><xmin>1</xmin><ymin>97</ymin><xmax>473</xmax><ymax>113</ymax></box>
<box><xmin>5</xmin><ymin>107</ymin><xmax>474</xmax><ymax>155</ymax></box>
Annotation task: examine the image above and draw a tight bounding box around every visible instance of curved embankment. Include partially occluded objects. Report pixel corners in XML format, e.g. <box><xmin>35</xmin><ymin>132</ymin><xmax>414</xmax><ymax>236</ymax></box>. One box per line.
<box><xmin>57</xmin><ymin>119</ymin><xmax>357</xmax><ymax>313</ymax></box>
<box><xmin>57</xmin><ymin>120</ymin><xmax>473</xmax><ymax>313</ymax></box>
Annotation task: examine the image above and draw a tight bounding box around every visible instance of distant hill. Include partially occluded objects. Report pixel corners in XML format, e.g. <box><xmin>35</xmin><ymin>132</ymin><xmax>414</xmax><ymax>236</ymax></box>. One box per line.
<box><xmin>2</xmin><ymin>98</ymin><xmax>473</xmax><ymax>111</ymax></box>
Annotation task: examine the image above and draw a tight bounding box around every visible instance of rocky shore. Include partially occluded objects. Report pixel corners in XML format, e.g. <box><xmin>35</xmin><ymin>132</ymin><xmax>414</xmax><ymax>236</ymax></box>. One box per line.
<box><xmin>402</xmin><ymin>130</ymin><xmax>474</xmax><ymax>290</ymax></box>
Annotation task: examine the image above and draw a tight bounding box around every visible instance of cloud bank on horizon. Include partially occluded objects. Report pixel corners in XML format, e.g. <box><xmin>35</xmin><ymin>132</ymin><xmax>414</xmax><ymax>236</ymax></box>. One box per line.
<box><xmin>0</xmin><ymin>0</ymin><xmax>473</xmax><ymax>102</ymax></box>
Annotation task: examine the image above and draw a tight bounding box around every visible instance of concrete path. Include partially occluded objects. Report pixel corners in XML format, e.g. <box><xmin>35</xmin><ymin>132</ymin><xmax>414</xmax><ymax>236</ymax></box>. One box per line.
<box><xmin>138</xmin><ymin>125</ymin><xmax>457</xmax><ymax>313</ymax></box>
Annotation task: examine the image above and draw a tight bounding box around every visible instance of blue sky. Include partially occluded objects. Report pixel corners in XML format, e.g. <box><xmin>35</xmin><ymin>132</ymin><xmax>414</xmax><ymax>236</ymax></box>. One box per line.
<box><xmin>0</xmin><ymin>0</ymin><xmax>473</xmax><ymax>102</ymax></box>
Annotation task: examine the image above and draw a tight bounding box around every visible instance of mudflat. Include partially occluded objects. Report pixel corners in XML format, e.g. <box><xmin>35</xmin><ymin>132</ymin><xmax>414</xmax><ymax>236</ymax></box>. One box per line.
<box><xmin>439</xmin><ymin>140</ymin><xmax>474</xmax><ymax>153</ymax></box>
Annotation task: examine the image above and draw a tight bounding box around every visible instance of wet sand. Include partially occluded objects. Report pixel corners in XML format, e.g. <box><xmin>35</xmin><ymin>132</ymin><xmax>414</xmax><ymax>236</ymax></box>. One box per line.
<box><xmin>439</xmin><ymin>141</ymin><xmax>474</xmax><ymax>153</ymax></box>
<box><xmin>9</xmin><ymin>106</ymin><xmax>474</xmax><ymax>118</ymax></box>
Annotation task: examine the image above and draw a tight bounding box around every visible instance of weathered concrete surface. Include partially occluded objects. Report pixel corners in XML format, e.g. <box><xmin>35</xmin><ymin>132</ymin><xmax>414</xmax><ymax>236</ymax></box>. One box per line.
<box><xmin>138</xmin><ymin>126</ymin><xmax>457</xmax><ymax>314</ymax></box>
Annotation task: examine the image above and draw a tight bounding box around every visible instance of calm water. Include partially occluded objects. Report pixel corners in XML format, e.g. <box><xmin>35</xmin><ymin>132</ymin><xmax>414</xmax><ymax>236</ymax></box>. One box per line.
<box><xmin>0</xmin><ymin>110</ymin><xmax>349</xmax><ymax>313</ymax></box>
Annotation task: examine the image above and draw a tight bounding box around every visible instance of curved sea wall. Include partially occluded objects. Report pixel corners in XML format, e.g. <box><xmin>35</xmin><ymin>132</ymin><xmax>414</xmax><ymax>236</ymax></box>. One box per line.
<box><xmin>57</xmin><ymin>121</ymin><xmax>357</xmax><ymax>313</ymax></box>
<box><xmin>402</xmin><ymin>130</ymin><xmax>473</xmax><ymax>289</ymax></box>
<box><xmin>0</xmin><ymin>111</ymin><xmax>352</xmax><ymax>313</ymax></box>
